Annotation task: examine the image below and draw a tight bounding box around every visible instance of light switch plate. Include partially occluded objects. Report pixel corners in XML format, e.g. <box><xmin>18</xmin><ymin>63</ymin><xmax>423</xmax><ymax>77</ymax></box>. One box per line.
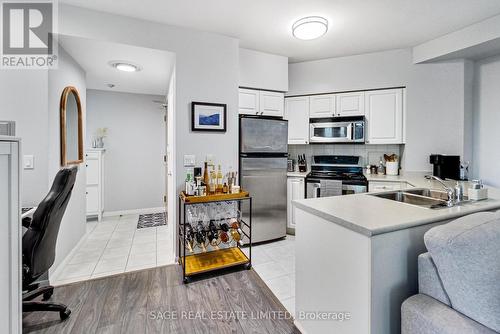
<box><xmin>23</xmin><ymin>155</ymin><xmax>34</xmax><ymax>169</ymax></box>
<box><xmin>184</xmin><ymin>155</ymin><xmax>196</xmax><ymax>167</ymax></box>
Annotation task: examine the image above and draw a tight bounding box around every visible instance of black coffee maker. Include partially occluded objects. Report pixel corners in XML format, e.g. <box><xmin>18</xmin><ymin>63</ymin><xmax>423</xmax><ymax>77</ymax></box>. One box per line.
<box><xmin>429</xmin><ymin>154</ymin><xmax>460</xmax><ymax>180</ymax></box>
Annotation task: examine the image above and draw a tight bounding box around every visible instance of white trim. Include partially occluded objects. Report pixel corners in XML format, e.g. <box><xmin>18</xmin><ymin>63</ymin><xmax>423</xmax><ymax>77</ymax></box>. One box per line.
<box><xmin>103</xmin><ymin>206</ymin><xmax>165</xmax><ymax>217</ymax></box>
<box><xmin>48</xmin><ymin>228</ymin><xmax>90</xmax><ymax>283</ymax></box>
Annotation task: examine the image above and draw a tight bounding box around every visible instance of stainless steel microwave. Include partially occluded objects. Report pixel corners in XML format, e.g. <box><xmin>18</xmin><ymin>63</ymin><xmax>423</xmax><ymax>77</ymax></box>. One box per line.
<box><xmin>309</xmin><ymin>118</ymin><xmax>365</xmax><ymax>143</ymax></box>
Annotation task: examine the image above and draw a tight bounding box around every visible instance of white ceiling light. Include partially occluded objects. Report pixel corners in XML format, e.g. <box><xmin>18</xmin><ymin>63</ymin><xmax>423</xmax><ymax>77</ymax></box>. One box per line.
<box><xmin>292</xmin><ymin>16</ymin><xmax>328</xmax><ymax>40</ymax></box>
<box><xmin>109</xmin><ymin>61</ymin><xmax>142</xmax><ymax>72</ymax></box>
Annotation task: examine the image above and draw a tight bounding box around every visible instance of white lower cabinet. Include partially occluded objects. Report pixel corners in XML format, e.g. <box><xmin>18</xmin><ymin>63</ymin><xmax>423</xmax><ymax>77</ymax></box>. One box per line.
<box><xmin>287</xmin><ymin>177</ymin><xmax>305</xmax><ymax>229</ymax></box>
<box><xmin>86</xmin><ymin>149</ymin><xmax>105</xmax><ymax>221</ymax></box>
<box><xmin>285</xmin><ymin>96</ymin><xmax>310</xmax><ymax>144</ymax></box>
<box><xmin>368</xmin><ymin>181</ymin><xmax>410</xmax><ymax>192</ymax></box>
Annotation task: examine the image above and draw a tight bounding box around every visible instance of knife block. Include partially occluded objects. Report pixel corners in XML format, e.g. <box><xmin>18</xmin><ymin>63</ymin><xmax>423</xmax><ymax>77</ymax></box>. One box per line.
<box><xmin>298</xmin><ymin>163</ymin><xmax>307</xmax><ymax>173</ymax></box>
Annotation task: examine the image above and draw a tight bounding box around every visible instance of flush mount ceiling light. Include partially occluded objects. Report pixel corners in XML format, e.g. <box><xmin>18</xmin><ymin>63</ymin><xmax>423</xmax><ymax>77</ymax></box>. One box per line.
<box><xmin>292</xmin><ymin>16</ymin><xmax>328</xmax><ymax>40</ymax></box>
<box><xmin>109</xmin><ymin>61</ymin><xmax>142</xmax><ymax>72</ymax></box>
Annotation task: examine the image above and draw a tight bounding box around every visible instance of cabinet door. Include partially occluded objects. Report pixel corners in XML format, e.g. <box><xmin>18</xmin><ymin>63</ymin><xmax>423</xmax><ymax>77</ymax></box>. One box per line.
<box><xmin>86</xmin><ymin>186</ymin><xmax>99</xmax><ymax>214</ymax></box>
<box><xmin>287</xmin><ymin>177</ymin><xmax>305</xmax><ymax>229</ymax></box>
<box><xmin>309</xmin><ymin>94</ymin><xmax>336</xmax><ymax>118</ymax></box>
<box><xmin>285</xmin><ymin>97</ymin><xmax>310</xmax><ymax>144</ymax></box>
<box><xmin>365</xmin><ymin>89</ymin><xmax>403</xmax><ymax>144</ymax></box>
<box><xmin>336</xmin><ymin>92</ymin><xmax>365</xmax><ymax>117</ymax></box>
<box><xmin>86</xmin><ymin>158</ymin><xmax>99</xmax><ymax>185</ymax></box>
<box><xmin>239</xmin><ymin>88</ymin><xmax>260</xmax><ymax>115</ymax></box>
<box><xmin>259</xmin><ymin>91</ymin><xmax>284</xmax><ymax>117</ymax></box>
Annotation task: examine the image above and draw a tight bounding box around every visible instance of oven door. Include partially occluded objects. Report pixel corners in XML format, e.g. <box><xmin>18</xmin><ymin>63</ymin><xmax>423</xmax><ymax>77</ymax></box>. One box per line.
<box><xmin>342</xmin><ymin>184</ymin><xmax>367</xmax><ymax>195</ymax></box>
<box><xmin>309</xmin><ymin>122</ymin><xmax>353</xmax><ymax>143</ymax></box>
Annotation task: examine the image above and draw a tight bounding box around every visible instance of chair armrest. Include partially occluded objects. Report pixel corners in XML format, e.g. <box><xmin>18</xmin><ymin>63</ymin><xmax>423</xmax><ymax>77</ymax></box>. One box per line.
<box><xmin>22</xmin><ymin>217</ymin><xmax>32</xmax><ymax>229</ymax></box>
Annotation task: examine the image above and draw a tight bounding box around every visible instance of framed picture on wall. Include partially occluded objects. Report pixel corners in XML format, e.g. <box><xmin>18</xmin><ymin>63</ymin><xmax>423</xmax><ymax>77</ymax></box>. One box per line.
<box><xmin>191</xmin><ymin>102</ymin><xmax>227</xmax><ymax>132</ymax></box>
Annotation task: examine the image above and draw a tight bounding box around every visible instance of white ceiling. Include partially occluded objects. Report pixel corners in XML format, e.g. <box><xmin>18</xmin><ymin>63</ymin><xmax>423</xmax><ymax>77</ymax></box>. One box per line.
<box><xmin>61</xmin><ymin>0</ymin><xmax>500</xmax><ymax>63</ymax></box>
<box><xmin>58</xmin><ymin>35</ymin><xmax>175</xmax><ymax>95</ymax></box>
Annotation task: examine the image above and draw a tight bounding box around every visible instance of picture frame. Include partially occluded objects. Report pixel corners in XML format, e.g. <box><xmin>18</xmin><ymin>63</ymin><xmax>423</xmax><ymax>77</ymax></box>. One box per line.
<box><xmin>191</xmin><ymin>102</ymin><xmax>227</xmax><ymax>132</ymax></box>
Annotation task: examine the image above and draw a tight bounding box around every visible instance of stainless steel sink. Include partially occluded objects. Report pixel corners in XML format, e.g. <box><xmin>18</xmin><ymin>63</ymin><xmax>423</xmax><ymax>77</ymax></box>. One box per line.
<box><xmin>373</xmin><ymin>191</ymin><xmax>449</xmax><ymax>209</ymax></box>
<box><xmin>404</xmin><ymin>188</ymin><xmax>469</xmax><ymax>202</ymax></box>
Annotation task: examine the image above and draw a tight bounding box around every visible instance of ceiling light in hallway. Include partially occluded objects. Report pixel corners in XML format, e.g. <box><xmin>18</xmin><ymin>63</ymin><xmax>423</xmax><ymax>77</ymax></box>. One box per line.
<box><xmin>292</xmin><ymin>16</ymin><xmax>328</xmax><ymax>40</ymax></box>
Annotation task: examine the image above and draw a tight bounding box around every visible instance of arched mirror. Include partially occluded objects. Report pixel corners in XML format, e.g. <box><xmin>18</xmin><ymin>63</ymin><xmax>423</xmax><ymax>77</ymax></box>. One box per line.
<box><xmin>60</xmin><ymin>86</ymin><xmax>83</xmax><ymax>166</ymax></box>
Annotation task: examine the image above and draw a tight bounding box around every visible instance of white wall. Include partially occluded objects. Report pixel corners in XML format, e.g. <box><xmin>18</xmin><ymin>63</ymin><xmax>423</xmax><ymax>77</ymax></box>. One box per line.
<box><xmin>0</xmin><ymin>71</ymin><xmax>49</xmax><ymax>206</ymax></box>
<box><xmin>58</xmin><ymin>4</ymin><xmax>239</xmax><ymax>251</ymax></box>
<box><xmin>86</xmin><ymin>89</ymin><xmax>165</xmax><ymax>213</ymax></box>
<box><xmin>472</xmin><ymin>55</ymin><xmax>500</xmax><ymax>187</ymax></box>
<box><xmin>47</xmin><ymin>46</ymin><xmax>87</xmax><ymax>274</ymax></box>
<box><xmin>239</xmin><ymin>48</ymin><xmax>288</xmax><ymax>91</ymax></box>
<box><xmin>288</xmin><ymin>49</ymin><xmax>471</xmax><ymax>171</ymax></box>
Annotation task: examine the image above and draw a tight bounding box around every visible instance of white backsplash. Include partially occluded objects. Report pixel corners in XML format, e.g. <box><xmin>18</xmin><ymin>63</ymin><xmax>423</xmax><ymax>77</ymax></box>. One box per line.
<box><xmin>288</xmin><ymin>144</ymin><xmax>403</xmax><ymax>168</ymax></box>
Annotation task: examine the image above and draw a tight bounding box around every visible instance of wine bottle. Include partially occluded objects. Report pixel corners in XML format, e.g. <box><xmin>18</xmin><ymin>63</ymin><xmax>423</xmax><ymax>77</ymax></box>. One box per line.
<box><xmin>230</xmin><ymin>219</ymin><xmax>243</xmax><ymax>235</ymax></box>
<box><xmin>208</xmin><ymin>220</ymin><xmax>218</xmax><ymax>244</ymax></box>
<box><xmin>219</xmin><ymin>231</ymin><xmax>229</xmax><ymax>243</ymax></box>
<box><xmin>195</xmin><ymin>222</ymin><xmax>207</xmax><ymax>251</ymax></box>
<box><xmin>185</xmin><ymin>223</ymin><xmax>194</xmax><ymax>253</ymax></box>
<box><xmin>203</xmin><ymin>161</ymin><xmax>209</xmax><ymax>189</ymax></box>
<box><xmin>230</xmin><ymin>228</ymin><xmax>242</xmax><ymax>245</ymax></box>
<box><xmin>220</xmin><ymin>221</ymin><xmax>230</xmax><ymax>232</ymax></box>
<box><xmin>216</xmin><ymin>165</ymin><xmax>223</xmax><ymax>193</ymax></box>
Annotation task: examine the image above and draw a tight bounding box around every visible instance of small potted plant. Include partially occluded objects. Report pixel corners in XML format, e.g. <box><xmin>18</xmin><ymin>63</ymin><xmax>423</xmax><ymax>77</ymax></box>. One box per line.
<box><xmin>93</xmin><ymin>127</ymin><xmax>108</xmax><ymax>148</ymax></box>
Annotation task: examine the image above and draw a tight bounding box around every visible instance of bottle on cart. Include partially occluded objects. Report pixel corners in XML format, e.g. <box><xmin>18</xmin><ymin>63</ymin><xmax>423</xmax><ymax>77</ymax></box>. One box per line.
<box><xmin>185</xmin><ymin>223</ymin><xmax>195</xmax><ymax>253</ymax></box>
<box><xmin>208</xmin><ymin>220</ymin><xmax>219</xmax><ymax>244</ymax></box>
<box><xmin>195</xmin><ymin>222</ymin><xmax>207</xmax><ymax>251</ymax></box>
<box><xmin>230</xmin><ymin>218</ymin><xmax>243</xmax><ymax>235</ymax></box>
<box><xmin>203</xmin><ymin>161</ymin><xmax>210</xmax><ymax>189</ymax></box>
<box><xmin>209</xmin><ymin>169</ymin><xmax>217</xmax><ymax>194</ymax></box>
<box><xmin>230</xmin><ymin>228</ymin><xmax>242</xmax><ymax>245</ymax></box>
<box><xmin>216</xmin><ymin>165</ymin><xmax>223</xmax><ymax>193</ymax></box>
<box><xmin>219</xmin><ymin>220</ymin><xmax>230</xmax><ymax>232</ymax></box>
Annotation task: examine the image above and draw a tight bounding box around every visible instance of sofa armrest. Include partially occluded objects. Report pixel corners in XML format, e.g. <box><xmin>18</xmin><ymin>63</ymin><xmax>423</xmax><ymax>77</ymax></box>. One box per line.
<box><xmin>418</xmin><ymin>252</ymin><xmax>451</xmax><ymax>306</ymax></box>
<box><xmin>402</xmin><ymin>294</ymin><xmax>496</xmax><ymax>334</ymax></box>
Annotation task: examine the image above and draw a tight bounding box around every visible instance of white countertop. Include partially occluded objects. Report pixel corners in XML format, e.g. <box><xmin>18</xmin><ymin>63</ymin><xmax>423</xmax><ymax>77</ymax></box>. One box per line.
<box><xmin>293</xmin><ymin>173</ymin><xmax>500</xmax><ymax>237</ymax></box>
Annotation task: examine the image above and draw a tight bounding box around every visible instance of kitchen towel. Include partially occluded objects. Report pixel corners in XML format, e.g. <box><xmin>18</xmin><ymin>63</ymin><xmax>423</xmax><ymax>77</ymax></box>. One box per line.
<box><xmin>320</xmin><ymin>179</ymin><xmax>342</xmax><ymax>197</ymax></box>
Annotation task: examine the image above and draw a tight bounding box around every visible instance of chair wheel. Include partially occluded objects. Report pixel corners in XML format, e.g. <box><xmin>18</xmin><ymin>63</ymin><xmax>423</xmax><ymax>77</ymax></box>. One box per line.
<box><xmin>60</xmin><ymin>309</ymin><xmax>71</xmax><ymax>320</ymax></box>
<box><xmin>246</xmin><ymin>263</ymin><xmax>252</xmax><ymax>270</ymax></box>
<box><xmin>42</xmin><ymin>290</ymin><xmax>53</xmax><ymax>301</ymax></box>
<box><xmin>183</xmin><ymin>278</ymin><xmax>189</xmax><ymax>284</ymax></box>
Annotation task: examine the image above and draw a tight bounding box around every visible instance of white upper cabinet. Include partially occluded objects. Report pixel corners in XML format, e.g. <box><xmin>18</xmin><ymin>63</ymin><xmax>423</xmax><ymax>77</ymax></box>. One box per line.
<box><xmin>259</xmin><ymin>91</ymin><xmax>284</xmax><ymax>117</ymax></box>
<box><xmin>309</xmin><ymin>94</ymin><xmax>336</xmax><ymax>118</ymax></box>
<box><xmin>285</xmin><ymin>96</ymin><xmax>310</xmax><ymax>144</ymax></box>
<box><xmin>336</xmin><ymin>92</ymin><xmax>365</xmax><ymax>117</ymax></box>
<box><xmin>365</xmin><ymin>88</ymin><xmax>404</xmax><ymax>144</ymax></box>
<box><xmin>239</xmin><ymin>88</ymin><xmax>260</xmax><ymax>115</ymax></box>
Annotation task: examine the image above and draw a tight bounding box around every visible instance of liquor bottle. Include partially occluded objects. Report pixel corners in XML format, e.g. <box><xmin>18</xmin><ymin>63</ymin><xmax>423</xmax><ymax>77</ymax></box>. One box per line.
<box><xmin>209</xmin><ymin>170</ymin><xmax>217</xmax><ymax>194</ymax></box>
<box><xmin>208</xmin><ymin>220</ymin><xmax>218</xmax><ymax>244</ymax></box>
<box><xmin>203</xmin><ymin>161</ymin><xmax>209</xmax><ymax>189</ymax></box>
<box><xmin>216</xmin><ymin>165</ymin><xmax>223</xmax><ymax>193</ymax></box>
<box><xmin>185</xmin><ymin>223</ymin><xmax>195</xmax><ymax>253</ymax></box>
<box><xmin>222</xmin><ymin>182</ymin><xmax>228</xmax><ymax>194</ymax></box>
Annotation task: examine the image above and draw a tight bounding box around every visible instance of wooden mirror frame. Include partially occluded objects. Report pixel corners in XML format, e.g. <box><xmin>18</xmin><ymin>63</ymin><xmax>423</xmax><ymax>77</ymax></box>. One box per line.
<box><xmin>60</xmin><ymin>86</ymin><xmax>84</xmax><ymax>166</ymax></box>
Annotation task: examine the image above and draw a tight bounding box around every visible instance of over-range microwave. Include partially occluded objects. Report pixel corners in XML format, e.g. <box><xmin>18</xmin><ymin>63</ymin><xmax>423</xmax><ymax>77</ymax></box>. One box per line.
<box><xmin>309</xmin><ymin>117</ymin><xmax>365</xmax><ymax>143</ymax></box>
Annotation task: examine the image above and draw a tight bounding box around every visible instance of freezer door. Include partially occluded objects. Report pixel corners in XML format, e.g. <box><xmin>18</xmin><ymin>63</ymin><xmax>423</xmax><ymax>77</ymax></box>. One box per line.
<box><xmin>240</xmin><ymin>157</ymin><xmax>287</xmax><ymax>243</ymax></box>
<box><xmin>240</xmin><ymin>117</ymin><xmax>288</xmax><ymax>154</ymax></box>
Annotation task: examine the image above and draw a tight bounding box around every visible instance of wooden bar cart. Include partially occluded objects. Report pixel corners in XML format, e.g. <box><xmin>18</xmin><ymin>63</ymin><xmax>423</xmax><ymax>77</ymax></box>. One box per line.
<box><xmin>178</xmin><ymin>191</ymin><xmax>252</xmax><ymax>283</ymax></box>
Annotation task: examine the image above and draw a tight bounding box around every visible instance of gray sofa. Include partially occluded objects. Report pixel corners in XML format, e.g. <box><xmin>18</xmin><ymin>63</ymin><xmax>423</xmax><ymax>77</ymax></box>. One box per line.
<box><xmin>402</xmin><ymin>211</ymin><xmax>500</xmax><ymax>334</ymax></box>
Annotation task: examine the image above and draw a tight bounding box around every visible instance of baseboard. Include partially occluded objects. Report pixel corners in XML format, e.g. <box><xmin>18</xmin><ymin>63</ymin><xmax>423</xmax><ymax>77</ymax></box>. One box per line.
<box><xmin>103</xmin><ymin>207</ymin><xmax>165</xmax><ymax>217</ymax></box>
<box><xmin>49</xmin><ymin>231</ymin><xmax>90</xmax><ymax>283</ymax></box>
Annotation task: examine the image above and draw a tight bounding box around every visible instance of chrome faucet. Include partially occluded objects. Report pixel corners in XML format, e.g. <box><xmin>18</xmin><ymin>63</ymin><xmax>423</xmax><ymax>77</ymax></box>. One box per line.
<box><xmin>425</xmin><ymin>175</ymin><xmax>456</xmax><ymax>207</ymax></box>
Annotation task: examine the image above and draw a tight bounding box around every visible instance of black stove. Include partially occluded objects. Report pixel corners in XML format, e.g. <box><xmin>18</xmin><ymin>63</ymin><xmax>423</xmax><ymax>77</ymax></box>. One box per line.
<box><xmin>306</xmin><ymin>155</ymin><xmax>368</xmax><ymax>186</ymax></box>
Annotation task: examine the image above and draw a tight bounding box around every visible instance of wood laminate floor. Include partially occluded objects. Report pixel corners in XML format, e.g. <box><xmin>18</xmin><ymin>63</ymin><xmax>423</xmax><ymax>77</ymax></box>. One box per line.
<box><xmin>23</xmin><ymin>265</ymin><xmax>300</xmax><ymax>334</ymax></box>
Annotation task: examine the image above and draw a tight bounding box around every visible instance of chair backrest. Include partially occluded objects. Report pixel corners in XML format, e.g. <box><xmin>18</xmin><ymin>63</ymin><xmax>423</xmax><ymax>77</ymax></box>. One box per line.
<box><xmin>22</xmin><ymin>166</ymin><xmax>78</xmax><ymax>277</ymax></box>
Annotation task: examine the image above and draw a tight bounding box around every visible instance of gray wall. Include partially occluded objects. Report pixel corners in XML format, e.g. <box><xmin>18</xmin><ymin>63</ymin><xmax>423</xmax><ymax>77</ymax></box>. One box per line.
<box><xmin>288</xmin><ymin>49</ymin><xmax>472</xmax><ymax>172</ymax></box>
<box><xmin>47</xmin><ymin>46</ymin><xmax>87</xmax><ymax>274</ymax></box>
<box><xmin>86</xmin><ymin>89</ymin><xmax>165</xmax><ymax>212</ymax></box>
<box><xmin>0</xmin><ymin>71</ymin><xmax>49</xmax><ymax>206</ymax></box>
<box><xmin>472</xmin><ymin>55</ymin><xmax>500</xmax><ymax>187</ymax></box>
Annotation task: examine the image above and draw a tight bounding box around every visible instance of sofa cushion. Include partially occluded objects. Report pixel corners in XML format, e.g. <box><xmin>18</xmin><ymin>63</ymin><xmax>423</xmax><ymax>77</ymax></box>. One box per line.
<box><xmin>424</xmin><ymin>212</ymin><xmax>500</xmax><ymax>332</ymax></box>
<box><xmin>402</xmin><ymin>294</ymin><xmax>498</xmax><ymax>334</ymax></box>
<box><xmin>418</xmin><ymin>253</ymin><xmax>451</xmax><ymax>306</ymax></box>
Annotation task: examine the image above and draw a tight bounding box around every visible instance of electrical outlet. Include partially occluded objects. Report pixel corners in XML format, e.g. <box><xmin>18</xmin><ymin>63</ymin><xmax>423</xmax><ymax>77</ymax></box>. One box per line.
<box><xmin>184</xmin><ymin>155</ymin><xmax>195</xmax><ymax>167</ymax></box>
<box><xmin>23</xmin><ymin>155</ymin><xmax>34</xmax><ymax>169</ymax></box>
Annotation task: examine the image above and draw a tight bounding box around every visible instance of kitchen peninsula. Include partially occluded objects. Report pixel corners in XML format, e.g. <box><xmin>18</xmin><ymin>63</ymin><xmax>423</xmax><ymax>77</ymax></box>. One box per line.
<box><xmin>292</xmin><ymin>176</ymin><xmax>500</xmax><ymax>334</ymax></box>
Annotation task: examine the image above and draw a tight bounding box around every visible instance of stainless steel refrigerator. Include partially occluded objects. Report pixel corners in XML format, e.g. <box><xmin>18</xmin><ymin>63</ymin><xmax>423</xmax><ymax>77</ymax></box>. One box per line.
<box><xmin>239</xmin><ymin>116</ymin><xmax>288</xmax><ymax>243</ymax></box>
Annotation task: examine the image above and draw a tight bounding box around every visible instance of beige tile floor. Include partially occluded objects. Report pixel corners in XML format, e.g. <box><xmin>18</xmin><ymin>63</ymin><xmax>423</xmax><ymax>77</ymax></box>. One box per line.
<box><xmin>51</xmin><ymin>214</ymin><xmax>173</xmax><ymax>286</ymax></box>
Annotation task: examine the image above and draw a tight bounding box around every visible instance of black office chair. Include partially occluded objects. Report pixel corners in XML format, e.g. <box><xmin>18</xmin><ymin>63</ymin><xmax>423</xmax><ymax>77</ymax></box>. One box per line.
<box><xmin>22</xmin><ymin>166</ymin><xmax>78</xmax><ymax>320</ymax></box>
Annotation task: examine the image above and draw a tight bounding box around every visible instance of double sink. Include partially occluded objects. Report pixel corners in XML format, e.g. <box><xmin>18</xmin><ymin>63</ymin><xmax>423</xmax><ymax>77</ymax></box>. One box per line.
<box><xmin>371</xmin><ymin>188</ymin><xmax>469</xmax><ymax>210</ymax></box>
